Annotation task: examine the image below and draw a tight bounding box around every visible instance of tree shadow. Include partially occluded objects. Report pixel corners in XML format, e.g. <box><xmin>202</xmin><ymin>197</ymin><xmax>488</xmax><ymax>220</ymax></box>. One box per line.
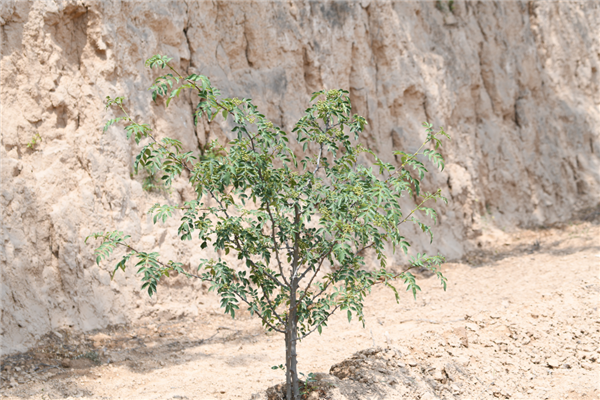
<box><xmin>0</xmin><ymin>314</ymin><xmax>270</xmax><ymax>397</ymax></box>
<box><xmin>463</xmin><ymin>216</ymin><xmax>600</xmax><ymax>268</ymax></box>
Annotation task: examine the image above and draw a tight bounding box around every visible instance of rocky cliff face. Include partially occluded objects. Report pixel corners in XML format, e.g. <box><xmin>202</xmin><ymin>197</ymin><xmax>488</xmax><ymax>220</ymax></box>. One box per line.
<box><xmin>1</xmin><ymin>0</ymin><xmax>598</xmax><ymax>355</ymax></box>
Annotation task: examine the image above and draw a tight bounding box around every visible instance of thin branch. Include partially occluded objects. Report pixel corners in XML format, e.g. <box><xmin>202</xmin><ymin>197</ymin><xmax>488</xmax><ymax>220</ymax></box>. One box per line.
<box><xmin>245</xmin><ymin>130</ymin><xmax>290</xmax><ymax>288</ymax></box>
<box><xmin>291</xmin><ymin>205</ymin><xmax>301</xmax><ymax>279</ymax></box>
<box><xmin>266</xmin><ymin>200</ymin><xmax>290</xmax><ymax>287</ymax></box>
<box><xmin>348</xmin><ymin>193</ymin><xmax>436</xmax><ymax>261</ymax></box>
<box><xmin>385</xmin><ymin>131</ymin><xmax>444</xmax><ymax>182</ymax></box>
<box><xmin>244</xmin><ymin>283</ymin><xmax>287</xmax><ymax>328</ymax></box>
<box><xmin>293</xmin><ymin>246</ymin><xmax>335</xmax><ymax>312</ymax></box>
<box><xmin>115</xmin><ymin>241</ymin><xmax>197</xmax><ymax>276</ymax></box>
<box><xmin>397</xmin><ymin>194</ymin><xmax>436</xmax><ymax>226</ymax></box>
<box><xmin>308</xmin><ymin>281</ymin><xmax>331</xmax><ymax>304</ymax></box>
<box><xmin>297</xmin><ymin>263</ymin><xmax>425</xmax><ymax>342</ymax></box>
<box><xmin>307</xmin><ymin>116</ymin><xmax>330</xmax><ymax>180</ymax></box>
<box><xmin>298</xmin><ymin>242</ymin><xmax>335</xmax><ymax>282</ymax></box>
<box><xmin>354</xmin><ymin>242</ymin><xmax>376</xmax><ymax>258</ymax></box>
<box><xmin>297</xmin><ymin>304</ymin><xmax>341</xmax><ymax>341</ymax></box>
<box><xmin>114</xmin><ymin>241</ymin><xmax>286</xmax><ymax>333</ymax></box>
<box><xmin>222</xmin><ymin>288</ymin><xmax>285</xmax><ymax>334</ymax></box>
<box><xmin>313</xmin><ymin>143</ymin><xmax>324</xmax><ymax>175</ymax></box>
<box><xmin>230</xmin><ymin>240</ymin><xmax>286</xmax><ymax>289</ymax></box>
<box><xmin>166</xmin><ymin>63</ymin><xmax>230</xmax><ymax>113</ymax></box>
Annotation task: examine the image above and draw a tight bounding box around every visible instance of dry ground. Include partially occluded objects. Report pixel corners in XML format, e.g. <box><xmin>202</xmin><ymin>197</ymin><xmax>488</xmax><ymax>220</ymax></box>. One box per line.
<box><xmin>1</xmin><ymin>220</ymin><xmax>599</xmax><ymax>399</ymax></box>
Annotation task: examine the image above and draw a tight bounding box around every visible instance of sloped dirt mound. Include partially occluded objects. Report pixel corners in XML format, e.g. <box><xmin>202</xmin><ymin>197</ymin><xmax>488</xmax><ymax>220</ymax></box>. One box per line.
<box><xmin>329</xmin><ymin>347</ymin><xmax>472</xmax><ymax>399</ymax></box>
<box><xmin>256</xmin><ymin>347</ymin><xmax>477</xmax><ymax>400</ymax></box>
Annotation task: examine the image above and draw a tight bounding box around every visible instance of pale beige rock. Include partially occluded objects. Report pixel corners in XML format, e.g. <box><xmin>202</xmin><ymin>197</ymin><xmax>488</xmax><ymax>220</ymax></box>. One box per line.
<box><xmin>1</xmin><ymin>0</ymin><xmax>599</xmax><ymax>356</ymax></box>
<box><xmin>546</xmin><ymin>358</ymin><xmax>560</xmax><ymax>368</ymax></box>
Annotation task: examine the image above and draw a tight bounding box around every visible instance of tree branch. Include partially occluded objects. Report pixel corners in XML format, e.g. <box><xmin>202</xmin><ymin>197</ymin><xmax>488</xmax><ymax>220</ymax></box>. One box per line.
<box><xmin>297</xmin><ymin>304</ymin><xmax>341</xmax><ymax>341</ymax></box>
<box><xmin>291</xmin><ymin>205</ymin><xmax>301</xmax><ymax>279</ymax></box>
<box><xmin>266</xmin><ymin>200</ymin><xmax>290</xmax><ymax>287</ymax></box>
<box><xmin>114</xmin><ymin>241</ymin><xmax>286</xmax><ymax>333</ymax></box>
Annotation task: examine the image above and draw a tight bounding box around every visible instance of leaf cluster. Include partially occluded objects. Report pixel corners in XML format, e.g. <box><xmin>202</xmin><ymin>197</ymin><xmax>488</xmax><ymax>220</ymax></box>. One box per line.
<box><xmin>88</xmin><ymin>55</ymin><xmax>450</xmax><ymax>340</ymax></box>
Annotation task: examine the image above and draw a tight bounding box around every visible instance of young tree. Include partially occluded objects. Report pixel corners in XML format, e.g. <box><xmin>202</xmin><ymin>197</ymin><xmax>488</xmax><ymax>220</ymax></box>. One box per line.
<box><xmin>88</xmin><ymin>55</ymin><xmax>449</xmax><ymax>399</ymax></box>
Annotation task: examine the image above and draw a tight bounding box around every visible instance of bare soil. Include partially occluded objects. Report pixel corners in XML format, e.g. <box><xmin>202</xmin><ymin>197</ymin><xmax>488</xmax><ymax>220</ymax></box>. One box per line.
<box><xmin>1</xmin><ymin>221</ymin><xmax>599</xmax><ymax>400</ymax></box>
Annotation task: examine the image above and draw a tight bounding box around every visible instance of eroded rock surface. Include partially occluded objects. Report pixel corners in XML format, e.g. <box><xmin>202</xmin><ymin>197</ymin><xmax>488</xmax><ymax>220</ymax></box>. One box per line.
<box><xmin>1</xmin><ymin>1</ymin><xmax>599</xmax><ymax>355</ymax></box>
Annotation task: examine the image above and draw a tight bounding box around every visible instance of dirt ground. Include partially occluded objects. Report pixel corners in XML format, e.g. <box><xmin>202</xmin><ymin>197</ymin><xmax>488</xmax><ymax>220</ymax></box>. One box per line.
<box><xmin>1</xmin><ymin>219</ymin><xmax>599</xmax><ymax>399</ymax></box>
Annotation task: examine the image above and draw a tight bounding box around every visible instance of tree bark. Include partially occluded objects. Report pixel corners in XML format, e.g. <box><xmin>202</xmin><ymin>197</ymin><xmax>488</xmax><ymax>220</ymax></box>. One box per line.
<box><xmin>285</xmin><ymin>276</ymin><xmax>300</xmax><ymax>399</ymax></box>
<box><xmin>285</xmin><ymin>204</ymin><xmax>301</xmax><ymax>399</ymax></box>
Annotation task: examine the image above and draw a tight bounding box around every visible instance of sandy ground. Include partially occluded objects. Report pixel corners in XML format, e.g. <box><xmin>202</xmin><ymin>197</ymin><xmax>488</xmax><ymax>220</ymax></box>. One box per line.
<box><xmin>1</xmin><ymin>220</ymin><xmax>599</xmax><ymax>399</ymax></box>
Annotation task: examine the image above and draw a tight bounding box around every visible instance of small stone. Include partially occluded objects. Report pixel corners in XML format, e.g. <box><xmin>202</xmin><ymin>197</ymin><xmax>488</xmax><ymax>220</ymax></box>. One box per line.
<box><xmin>465</xmin><ymin>323</ymin><xmax>479</xmax><ymax>332</ymax></box>
<box><xmin>581</xmin><ymin>362</ymin><xmax>592</xmax><ymax>370</ymax></box>
<box><xmin>456</xmin><ymin>355</ymin><xmax>470</xmax><ymax>366</ymax></box>
<box><xmin>451</xmin><ymin>383</ymin><xmax>462</xmax><ymax>394</ymax></box>
<box><xmin>447</xmin><ymin>336</ymin><xmax>462</xmax><ymax>348</ymax></box>
<box><xmin>493</xmin><ymin>389</ymin><xmax>512</xmax><ymax>398</ymax></box>
<box><xmin>546</xmin><ymin>358</ymin><xmax>560</xmax><ymax>368</ymax></box>
<box><xmin>432</xmin><ymin>369</ymin><xmax>445</xmax><ymax>382</ymax></box>
<box><xmin>407</xmin><ymin>359</ymin><xmax>418</xmax><ymax>367</ymax></box>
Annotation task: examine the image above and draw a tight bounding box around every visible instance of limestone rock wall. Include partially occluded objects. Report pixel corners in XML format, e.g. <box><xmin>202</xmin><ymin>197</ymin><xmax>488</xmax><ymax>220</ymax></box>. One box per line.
<box><xmin>1</xmin><ymin>0</ymin><xmax>598</xmax><ymax>355</ymax></box>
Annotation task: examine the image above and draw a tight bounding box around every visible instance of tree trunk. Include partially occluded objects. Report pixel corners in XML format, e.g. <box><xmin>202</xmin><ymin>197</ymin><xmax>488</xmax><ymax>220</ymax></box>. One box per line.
<box><xmin>285</xmin><ymin>277</ymin><xmax>300</xmax><ymax>400</ymax></box>
<box><xmin>286</xmin><ymin>205</ymin><xmax>301</xmax><ymax>400</ymax></box>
